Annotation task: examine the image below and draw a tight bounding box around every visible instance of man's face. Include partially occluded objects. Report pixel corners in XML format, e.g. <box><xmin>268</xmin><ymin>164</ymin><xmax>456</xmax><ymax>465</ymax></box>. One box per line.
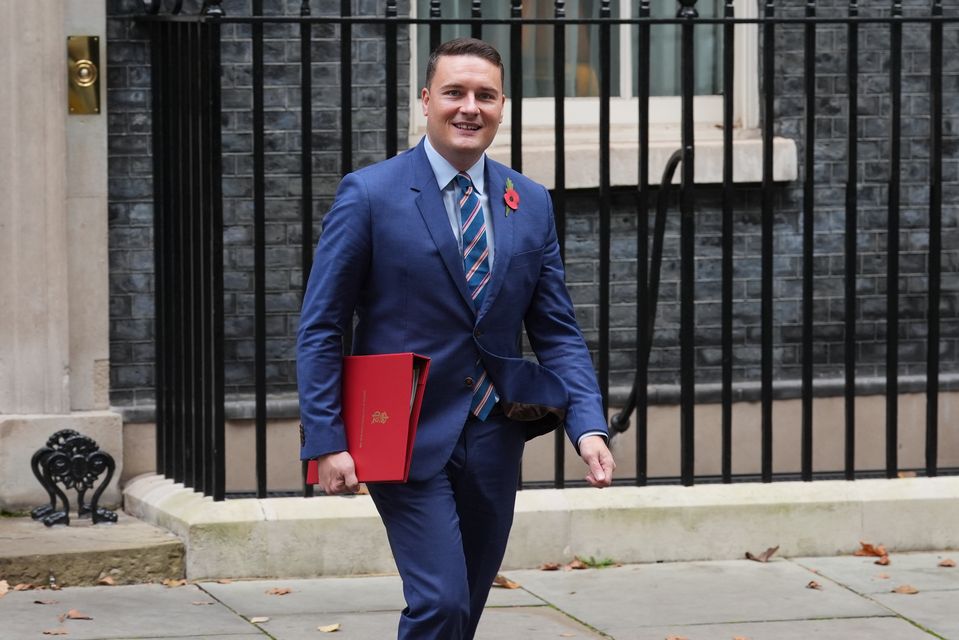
<box><xmin>421</xmin><ymin>54</ymin><xmax>505</xmax><ymax>171</ymax></box>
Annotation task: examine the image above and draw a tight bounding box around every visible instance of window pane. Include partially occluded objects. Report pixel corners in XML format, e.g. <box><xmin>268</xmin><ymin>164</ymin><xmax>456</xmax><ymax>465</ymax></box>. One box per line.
<box><xmin>416</xmin><ymin>1</ymin><xmax>621</xmax><ymax>98</ymax></box>
<box><xmin>633</xmin><ymin>0</ymin><xmax>724</xmax><ymax>97</ymax></box>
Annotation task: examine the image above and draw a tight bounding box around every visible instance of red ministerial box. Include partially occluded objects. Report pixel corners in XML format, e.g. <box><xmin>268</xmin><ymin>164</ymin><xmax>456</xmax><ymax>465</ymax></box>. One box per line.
<box><xmin>307</xmin><ymin>352</ymin><xmax>430</xmax><ymax>485</ymax></box>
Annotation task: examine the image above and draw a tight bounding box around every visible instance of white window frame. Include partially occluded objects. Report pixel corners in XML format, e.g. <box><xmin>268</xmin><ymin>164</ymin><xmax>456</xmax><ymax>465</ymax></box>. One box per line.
<box><xmin>408</xmin><ymin>1</ymin><xmax>797</xmax><ymax>186</ymax></box>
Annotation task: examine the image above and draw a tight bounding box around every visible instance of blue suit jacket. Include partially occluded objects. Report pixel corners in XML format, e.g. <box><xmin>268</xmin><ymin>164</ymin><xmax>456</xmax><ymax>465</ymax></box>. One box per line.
<box><xmin>297</xmin><ymin>139</ymin><xmax>606</xmax><ymax>481</ymax></box>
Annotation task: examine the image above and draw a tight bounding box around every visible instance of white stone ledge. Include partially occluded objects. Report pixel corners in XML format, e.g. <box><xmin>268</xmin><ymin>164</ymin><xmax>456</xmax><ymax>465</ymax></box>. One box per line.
<box><xmin>124</xmin><ymin>474</ymin><xmax>959</xmax><ymax>580</ymax></box>
<box><xmin>486</xmin><ymin>127</ymin><xmax>798</xmax><ymax>189</ymax></box>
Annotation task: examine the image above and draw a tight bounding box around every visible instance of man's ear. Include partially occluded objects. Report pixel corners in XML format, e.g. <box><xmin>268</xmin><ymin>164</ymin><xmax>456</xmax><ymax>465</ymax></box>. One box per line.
<box><xmin>421</xmin><ymin>87</ymin><xmax>430</xmax><ymax>116</ymax></box>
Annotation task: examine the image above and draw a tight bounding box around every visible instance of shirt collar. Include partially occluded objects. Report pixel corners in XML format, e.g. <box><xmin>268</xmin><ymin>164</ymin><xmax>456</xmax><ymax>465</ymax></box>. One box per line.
<box><xmin>423</xmin><ymin>135</ymin><xmax>486</xmax><ymax>195</ymax></box>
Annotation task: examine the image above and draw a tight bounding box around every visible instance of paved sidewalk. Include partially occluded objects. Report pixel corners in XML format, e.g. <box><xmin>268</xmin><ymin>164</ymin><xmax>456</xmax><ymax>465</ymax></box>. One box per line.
<box><xmin>1</xmin><ymin>552</ymin><xmax>956</xmax><ymax>639</ymax></box>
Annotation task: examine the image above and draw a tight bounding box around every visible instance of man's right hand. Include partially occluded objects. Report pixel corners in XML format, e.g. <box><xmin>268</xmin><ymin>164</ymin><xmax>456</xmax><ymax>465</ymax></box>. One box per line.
<box><xmin>314</xmin><ymin>451</ymin><xmax>360</xmax><ymax>495</ymax></box>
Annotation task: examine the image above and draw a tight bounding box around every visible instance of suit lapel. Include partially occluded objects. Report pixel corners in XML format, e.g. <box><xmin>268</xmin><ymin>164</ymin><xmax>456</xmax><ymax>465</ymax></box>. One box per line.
<box><xmin>477</xmin><ymin>159</ymin><xmax>513</xmax><ymax>321</ymax></box>
<box><xmin>410</xmin><ymin>142</ymin><xmax>474</xmax><ymax>311</ymax></box>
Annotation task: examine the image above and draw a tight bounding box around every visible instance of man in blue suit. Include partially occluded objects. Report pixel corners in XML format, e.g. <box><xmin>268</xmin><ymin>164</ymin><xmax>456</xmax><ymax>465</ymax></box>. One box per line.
<box><xmin>297</xmin><ymin>38</ymin><xmax>615</xmax><ymax>639</ymax></box>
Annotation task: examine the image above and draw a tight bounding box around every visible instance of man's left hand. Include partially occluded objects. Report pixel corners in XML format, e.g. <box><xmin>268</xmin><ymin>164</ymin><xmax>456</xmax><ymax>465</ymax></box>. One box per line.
<box><xmin>579</xmin><ymin>435</ymin><xmax>615</xmax><ymax>488</ymax></box>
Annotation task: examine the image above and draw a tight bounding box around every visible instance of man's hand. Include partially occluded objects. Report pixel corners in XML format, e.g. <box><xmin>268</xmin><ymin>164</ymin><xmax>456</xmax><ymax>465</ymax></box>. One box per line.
<box><xmin>314</xmin><ymin>451</ymin><xmax>360</xmax><ymax>495</ymax></box>
<box><xmin>579</xmin><ymin>435</ymin><xmax>615</xmax><ymax>488</ymax></box>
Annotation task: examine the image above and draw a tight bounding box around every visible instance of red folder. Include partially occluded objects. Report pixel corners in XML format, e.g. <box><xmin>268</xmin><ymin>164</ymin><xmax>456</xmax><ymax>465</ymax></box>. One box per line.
<box><xmin>307</xmin><ymin>353</ymin><xmax>430</xmax><ymax>484</ymax></box>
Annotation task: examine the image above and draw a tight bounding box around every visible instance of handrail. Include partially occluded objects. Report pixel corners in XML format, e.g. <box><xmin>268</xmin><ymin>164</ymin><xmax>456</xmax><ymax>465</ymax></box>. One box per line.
<box><xmin>609</xmin><ymin>149</ymin><xmax>683</xmax><ymax>436</ymax></box>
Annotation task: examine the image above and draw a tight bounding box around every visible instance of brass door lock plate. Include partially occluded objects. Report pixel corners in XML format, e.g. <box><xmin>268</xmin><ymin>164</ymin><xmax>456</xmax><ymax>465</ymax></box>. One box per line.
<box><xmin>68</xmin><ymin>36</ymin><xmax>100</xmax><ymax>115</ymax></box>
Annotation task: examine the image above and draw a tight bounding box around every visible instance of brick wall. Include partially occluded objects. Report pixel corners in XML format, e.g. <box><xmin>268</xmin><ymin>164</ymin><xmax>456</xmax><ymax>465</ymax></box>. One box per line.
<box><xmin>106</xmin><ymin>0</ymin><xmax>959</xmax><ymax>410</ymax></box>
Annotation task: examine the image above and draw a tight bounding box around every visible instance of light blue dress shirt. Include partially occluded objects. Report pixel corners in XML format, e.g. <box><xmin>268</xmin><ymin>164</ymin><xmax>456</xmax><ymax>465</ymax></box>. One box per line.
<box><xmin>423</xmin><ymin>135</ymin><xmax>495</xmax><ymax>269</ymax></box>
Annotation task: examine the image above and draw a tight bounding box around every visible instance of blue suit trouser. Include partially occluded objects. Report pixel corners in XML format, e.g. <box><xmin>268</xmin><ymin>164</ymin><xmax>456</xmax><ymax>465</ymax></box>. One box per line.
<box><xmin>368</xmin><ymin>412</ymin><xmax>526</xmax><ymax>640</ymax></box>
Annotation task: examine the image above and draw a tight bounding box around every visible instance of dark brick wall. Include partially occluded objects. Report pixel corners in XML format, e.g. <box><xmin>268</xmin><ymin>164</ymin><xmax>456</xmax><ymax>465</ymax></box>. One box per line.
<box><xmin>107</xmin><ymin>0</ymin><xmax>959</xmax><ymax>409</ymax></box>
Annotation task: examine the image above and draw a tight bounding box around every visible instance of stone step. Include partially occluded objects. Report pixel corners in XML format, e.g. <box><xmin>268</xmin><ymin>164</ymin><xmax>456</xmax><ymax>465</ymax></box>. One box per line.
<box><xmin>0</xmin><ymin>512</ymin><xmax>184</xmax><ymax>587</ymax></box>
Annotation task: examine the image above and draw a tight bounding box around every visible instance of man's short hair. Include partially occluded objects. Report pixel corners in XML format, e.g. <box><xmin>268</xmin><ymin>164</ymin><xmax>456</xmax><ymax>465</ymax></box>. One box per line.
<box><xmin>424</xmin><ymin>37</ymin><xmax>505</xmax><ymax>89</ymax></box>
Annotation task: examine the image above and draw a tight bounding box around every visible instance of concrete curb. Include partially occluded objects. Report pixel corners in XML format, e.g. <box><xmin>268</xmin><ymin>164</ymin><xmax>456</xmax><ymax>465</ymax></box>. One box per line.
<box><xmin>123</xmin><ymin>474</ymin><xmax>959</xmax><ymax>580</ymax></box>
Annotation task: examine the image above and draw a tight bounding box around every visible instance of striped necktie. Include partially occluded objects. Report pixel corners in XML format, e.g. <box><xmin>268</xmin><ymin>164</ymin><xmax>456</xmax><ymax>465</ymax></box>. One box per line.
<box><xmin>456</xmin><ymin>172</ymin><xmax>498</xmax><ymax>421</ymax></box>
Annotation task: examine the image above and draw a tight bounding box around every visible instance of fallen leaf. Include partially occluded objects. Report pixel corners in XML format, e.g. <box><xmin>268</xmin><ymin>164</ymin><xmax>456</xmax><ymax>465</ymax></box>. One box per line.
<box><xmin>0</xmin><ymin>580</ymin><xmax>8</xmax><ymax>598</ymax></box>
<box><xmin>266</xmin><ymin>587</ymin><xmax>292</xmax><ymax>596</ymax></box>
<box><xmin>745</xmin><ymin>546</ymin><xmax>780</xmax><ymax>563</ymax></box>
<box><xmin>854</xmin><ymin>541</ymin><xmax>888</xmax><ymax>558</ymax></box>
<box><xmin>41</xmin><ymin>628</ymin><xmax>68</xmax><ymax>636</ymax></box>
<box><xmin>806</xmin><ymin>580</ymin><xmax>823</xmax><ymax>590</ymax></box>
<box><xmin>14</xmin><ymin>583</ymin><xmax>34</xmax><ymax>591</ymax></box>
<box><xmin>875</xmin><ymin>555</ymin><xmax>891</xmax><ymax>566</ymax></box>
<box><xmin>539</xmin><ymin>562</ymin><xmax>561</xmax><ymax>571</ymax></box>
<box><xmin>192</xmin><ymin>601</ymin><xmax>215</xmax><ymax>606</ymax></box>
<box><xmin>892</xmin><ymin>584</ymin><xmax>919</xmax><ymax>595</ymax></box>
<box><xmin>217</xmin><ymin>578</ymin><xmax>233</xmax><ymax>584</ymax></box>
<box><xmin>162</xmin><ymin>578</ymin><xmax>188</xmax><ymax>588</ymax></box>
<box><xmin>938</xmin><ymin>559</ymin><xmax>956</xmax><ymax>568</ymax></box>
<box><xmin>876</xmin><ymin>573</ymin><xmax>891</xmax><ymax>579</ymax></box>
<box><xmin>59</xmin><ymin>609</ymin><xmax>93</xmax><ymax>622</ymax></box>
<box><xmin>566</xmin><ymin>558</ymin><xmax>588</xmax><ymax>570</ymax></box>
<box><xmin>492</xmin><ymin>574</ymin><xmax>521</xmax><ymax>589</ymax></box>
<box><xmin>897</xmin><ymin>471</ymin><xmax>917</xmax><ymax>478</ymax></box>
<box><xmin>318</xmin><ymin>623</ymin><xmax>341</xmax><ymax>632</ymax></box>
<box><xmin>97</xmin><ymin>576</ymin><xmax>116</xmax><ymax>586</ymax></box>
<box><xmin>250</xmin><ymin>616</ymin><xmax>270</xmax><ymax>623</ymax></box>
<box><xmin>34</xmin><ymin>599</ymin><xmax>59</xmax><ymax>605</ymax></box>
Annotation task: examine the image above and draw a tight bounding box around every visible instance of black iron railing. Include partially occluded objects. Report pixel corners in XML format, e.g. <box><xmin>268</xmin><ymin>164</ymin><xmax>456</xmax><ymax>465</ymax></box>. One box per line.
<box><xmin>135</xmin><ymin>0</ymin><xmax>959</xmax><ymax>500</ymax></box>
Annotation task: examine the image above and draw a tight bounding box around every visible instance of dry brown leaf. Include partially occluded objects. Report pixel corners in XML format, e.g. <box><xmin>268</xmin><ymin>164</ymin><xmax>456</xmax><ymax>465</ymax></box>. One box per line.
<box><xmin>97</xmin><ymin>576</ymin><xmax>117</xmax><ymax>586</ymax></box>
<box><xmin>0</xmin><ymin>580</ymin><xmax>8</xmax><ymax>598</ymax></box>
<box><xmin>192</xmin><ymin>601</ymin><xmax>215</xmax><ymax>606</ymax></box>
<box><xmin>41</xmin><ymin>628</ymin><xmax>68</xmax><ymax>636</ymax></box>
<box><xmin>266</xmin><ymin>587</ymin><xmax>292</xmax><ymax>596</ymax></box>
<box><xmin>854</xmin><ymin>541</ymin><xmax>888</xmax><ymax>558</ymax></box>
<box><xmin>60</xmin><ymin>609</ymin><xmax>93</xmax><ymax>621</ymax></box>
<box><xmin>318</xmin><ymin>623</ymin><xmax>341</xmax><ymax>633</ymax></box>
<box><xmin>875</xmin><ymin>555</ymin><xmax>891</xmax><ymax>566</ymax></box>
<box><xmin>938</xmin><ymin>558</ymin><xmax>956</xmax><ymax>568</ymax></box>
<box><xmin>34</xmin><ymin>599</ymin><xmax>59</xmax><ymax>605</ymax></box>
<box><xmin>14</xmin><ymin>583</ymin><xmax>34</xmax><ymax>591</ymax></box>
<box><xmin>897</xmin><ymin>471</ymin><xmax>917</xmax><ymax>478</ymax></box>
<box><xmin>492</xmin><ymin>574</ymin><xmax>521</xmax><ymax>589</ymax></box>
<box><xmin>876</xmin><ymin>573</ymin><xmax>891</xmax><ymax>579</ymax></box>
<box><xmin>892</xmin><ymin>584</ymin><xmax>919</xmax><ymax>595</ymax></box>
<box><xmin>806</xmin><ymin>580</ymin><xmax>823</xmax><ymax>590</ymax></box>
<box><xmin>745</xmin><ymin>546</ymin><xmax>780</xmax><ymax>563</ymax></box>
<box><xmin>539</xmin><ymin>562</ymin><xmax>561</xmax><ymax>571</ymax></box>
<box><xmin>216</xmin><ymin>578</ymin><xmax>234</xmax><ymax>584</ymax></box>
<box><xmin>162</xmin><ymin>578</ymin><xmax>188</xmax><ymax>588</ymax></box>
<box><xmin>566</xmin><ymin>558</ymin><xmax>588</xmax><ymax>570</ymax></box>
<box><xmin>250</xmin><ymin>616</ymin><xmax>270</xmax><ymax>624</ymax></box>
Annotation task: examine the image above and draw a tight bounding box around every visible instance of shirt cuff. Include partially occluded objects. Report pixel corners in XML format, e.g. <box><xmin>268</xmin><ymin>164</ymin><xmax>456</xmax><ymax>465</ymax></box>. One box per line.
<box><xmin>576</xmin><ymin>431</ymin><xmax>608</xmax><ymax>448</ymax></box>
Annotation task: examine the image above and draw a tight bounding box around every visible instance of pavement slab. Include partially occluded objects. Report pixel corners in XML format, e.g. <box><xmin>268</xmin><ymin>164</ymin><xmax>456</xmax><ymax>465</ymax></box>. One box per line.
<box><xmin>504</xmin><ymin>560</ymin><xmax>891</xmax><ymax>637</ymax></box>
<box><xmin>793</xmin><ymin>552</ymin><xmax>959</xmax><ymax>595</ymax></box>
<box><xmin>253</xmin><ymin>607</ymin><xmax>603</xmax><ymax>640</ymax></box>
<box><xmin>634</xmin><ymin>616</ymin><xmax>937</xmax><ymax>640</ymax></box>
<box><xmin>0</xmin><ymin>584</ymin><xmax>257</xmax><ymax>639</ymax></box>
<box><xmin>873</xmin><ymin>589</ymin><xmax>959</xmax><ymax>640</ymax></box>
<box><xmin>197</xmin><ymin>574</ymin><xmax>544</xmax><ymax>617</ymax></box>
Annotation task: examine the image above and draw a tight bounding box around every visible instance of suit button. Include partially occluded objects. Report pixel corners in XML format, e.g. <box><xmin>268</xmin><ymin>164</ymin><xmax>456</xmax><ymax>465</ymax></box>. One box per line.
<box><xmin>464</xmin><ymin>377</ymin><xmax>474</xmax><ymax>387</ymax></box>
<box><xmin>474</xmin><ymin>329</ymin><xmax>482</xmax><ymax>338</ymax></box>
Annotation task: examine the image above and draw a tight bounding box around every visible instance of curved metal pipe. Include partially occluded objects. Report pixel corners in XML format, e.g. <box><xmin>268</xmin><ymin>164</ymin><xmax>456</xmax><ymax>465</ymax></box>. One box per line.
<box><xmin>609</xmin><ymin>148</ymin><xmax>683</xmax><ymax>434</ymax></box>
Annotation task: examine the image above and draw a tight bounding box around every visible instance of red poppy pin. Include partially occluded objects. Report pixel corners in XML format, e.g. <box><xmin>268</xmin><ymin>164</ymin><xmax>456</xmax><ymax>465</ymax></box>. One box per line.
<box><xmin>504</xmin><ymin>178</ymin><xmax>520</xmax><ymax>215</ymax></box>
